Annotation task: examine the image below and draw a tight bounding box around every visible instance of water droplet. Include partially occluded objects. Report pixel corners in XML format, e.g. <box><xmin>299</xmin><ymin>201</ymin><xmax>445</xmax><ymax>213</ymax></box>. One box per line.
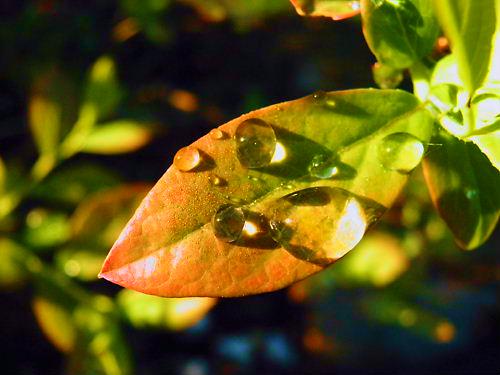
<box><xmin>267</xmin><ymin>187</ymin><xmax>385</xmax><ymax>264</ymax></box>
<box><xmin>270</xmin><ymin>142</ymin><xmax>287</xmax><ymax>163</ymax></box>
<box><xmin>174</xmin><ymin>146</ymin><xmax>201</xmax><ymax>172</ymax></box>
<box><xmin>308</xmin><ymin>154</ymin><xmax>340</xmax><ymax>179</ymax></box>
<box><xmin>212</xmin><ymin>204</ymin><xmax>245</xmax><ymax>243</ymax></box>
<box><xmin>312</xmin><ymin>90</ymin><xmax>326</xmax><ymax>100</ymax></box>
<box><xmin>235</xmin><ymin>118</ymin><xmax>277</xmax><ymax>168</ymax></box>
<box><xmin>209</xmin><ymin>128</ymin><xmax>225</xmax><ymax>140</ymax></box>
<box><xmin>247</xmin><ymin>175</ymin><xmax>261</xmax><ymax>183</ymax></box>
<box><xmin>378</xmin><ymin>133</ymin><xmax>425</xmax><ymax>173</ymax></box>
<box><xmin>465</xmin><ymin>188</ymin><xmax>478</xmax><ymax>200</ymax></box>
<box><xmin>209</xmin><ymin>174</ymin><xmax>225</xmax><ymax>186</ymax></box>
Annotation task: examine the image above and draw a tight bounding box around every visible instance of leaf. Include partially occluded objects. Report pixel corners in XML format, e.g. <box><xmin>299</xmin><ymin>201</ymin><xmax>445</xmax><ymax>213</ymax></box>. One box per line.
<box><xmin>289</xmin><ymin>0</ymin><xmax>361</xmax><ymax>20</ymax></box>
<box><xmin>32</xmin><ymin>266</ymin><xmax>132</xmax><ymax>374</ymax></box>
<box><xmin>83</xmin><ymin>56</ymin><xmax>122</xmax><ymax>121</ymax></box>
<box><xmin>28</xmin><ymin>69</ymin><xmax>79</xmax><ymax>156</ymax></box>
<box><xmin>23</xmin><ymin>208</ymin><xmax>71</xmax><ymax>249</ymax></box>
<box><xmin>432</xmin><ymin>0</ymin><xmax>497</xmax><ymax>93</ymax></box>
<box><xmin>56</xmin><ymin>185</ymin><xmax>150</xmax><ymax>281</ymax></box>
<box><xmin>32</xmin><ymin>295</ymin><xmax>77</xmax><ymax>353</ymax></box>
<box><xmin>81</xmin><ymin>121</ymin><xmax>153</xmax><ymax>155</ymax></box>
<box><xmin>68</xmin><ymin>303</ymin><xmax>132</xmax><ymax>375</ymax></box>
<box><xmin>71</xmin><ymin>184</ymin><xmax>151</xmax><ymax>249</ymax></box>
<box><xmin>469</xmin><ymin>132</ymin><xmax>500</xmax><ymax>171</ymax></box>
<box><xmin>361</xmin><ymin>0</ymin><xmax>439</xmax><ymax>69</ymax></box>
<box><xmin>99</xmin><ymin>89</ymin><xmax>434</xmax><ymax>297</ymax></box>
<box><xmin>117</xmin><ymin>289</ymin><xmax>216</xmax><ymax>330</ymax></box>
<box><xmin>0</xmin><ymin>238</ymin><xmax>29</xmax><ymax>289</ymax></box>
<box><xmin>0</xmin><ymin>157</ymin><xmax>5</xmax><ymax>193</ymax></box>
<box><xmin>422</xmin><ymin>131</ymin><xmax>500</xmax><ymax>249</ymax></box>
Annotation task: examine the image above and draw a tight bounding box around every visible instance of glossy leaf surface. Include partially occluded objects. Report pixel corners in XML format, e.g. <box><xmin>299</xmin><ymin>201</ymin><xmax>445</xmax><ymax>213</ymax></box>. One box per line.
<box><xmin>361</xmin><ymin>0</ymin><xmax>439</xmax><ymax>69</ymax></box>
<box><xmin>423</xmin><ymin>131</ymin><xmax>500</xmax><ymax>249</ymax></box>
<box><xmin>432</xmin><ymin>0</ymin><xmax>497</xmax><ymax>92</ymax></box>
<box><xmin>100</xmin><ymin>89</ymin><xmax>434</xmax><ymax>297</ymax></box>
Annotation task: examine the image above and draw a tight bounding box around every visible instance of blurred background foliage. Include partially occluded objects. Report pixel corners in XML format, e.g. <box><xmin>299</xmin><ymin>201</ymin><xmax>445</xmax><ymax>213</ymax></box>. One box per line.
<box><xmin>0</xmin><ymin>1</ymin><xmax>498</xmax><ymax>374</ymax></box>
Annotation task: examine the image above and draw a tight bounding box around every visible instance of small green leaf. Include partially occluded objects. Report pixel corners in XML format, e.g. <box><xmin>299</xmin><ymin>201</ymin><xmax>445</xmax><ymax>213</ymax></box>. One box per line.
<box><xmin>432</xmin><ymin>0</ymin><xmax>497</xmax><ymax>92</ymax></box>
<box><xmin>100</xmin><ymin>89</ymin><xmax>435</xmax><ymax>297</ymax></box>
<box><xmin>81</xmin><ymin>121</ymin><xmax>153</xmax><ymax>155</ymax></box>
<box><xmin>423</xmin><ymin>131</ymin><xmax>500</xmax><ymax>249</ymax></box>
<box><xmin>23</xmin><ymin>208</ymin><xmax>71</xmax><ymax>249</ymax></box>
<box><xmin>289</xmin><ymin>0</ymin><xmax>361</xmax><ymax>20</ymax></box>
<box><xmin>32</xmin><ymin>295</ymin><xmax>77</xmax><ymax>353</ymax></box>
<box><xmin>361</xmin><ymin>0</ymin><xmax>439</xmax><ymax>69</ymax></box>
<box><xmin>0</xmin><ymin>238</ymin><xmax>29</xmax><ymax>289</ymax></box>
<box><xmin>83</xmin><ymin>56</ymin><xmax>122</xmax><ymax>121</ymax></box>
<box><xmin>117</xmin><ymin>289</ymin><xmax>216</xmax><ymax>330</ymax></box>
<box><xmin>28</xmin><ymin>69</ymin><xmax>78</xmax><ymax>156</ymax></box>
<box><xmin>68</xmin><ymin>303</ymin><xmax>132</xmax><ymax>375</ymax></box>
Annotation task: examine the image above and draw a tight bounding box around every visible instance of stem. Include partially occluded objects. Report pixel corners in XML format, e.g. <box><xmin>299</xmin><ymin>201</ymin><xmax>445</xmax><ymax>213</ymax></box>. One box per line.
<box><xmin>409</xmin><ymin>60</ymin><xmax>432</xmax><ymax>102</ymax></box>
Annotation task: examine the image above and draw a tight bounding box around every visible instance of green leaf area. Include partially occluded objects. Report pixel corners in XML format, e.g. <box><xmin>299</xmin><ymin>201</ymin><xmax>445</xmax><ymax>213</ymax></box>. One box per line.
<box><xmin>99</xmin><ymin>89</ymin><xmax>434</xmax><ymax>297</ymax></box>
<box><xmin>361</xmin><ymin>0</ymin><xmax>439</xmax><ymax>69</ymax></box>
<box><xmin>432</xmin><ymin>0</ymin><xmax>498</xmax><ymax>92</ymax></box>
<box><xmin>423</xmin><ymin>131</ymin><xmax>500</xmax><ymax>249</ymax></box>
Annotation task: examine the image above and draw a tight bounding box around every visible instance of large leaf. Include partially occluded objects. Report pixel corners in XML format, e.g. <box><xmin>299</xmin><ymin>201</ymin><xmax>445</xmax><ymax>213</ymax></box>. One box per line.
<box><xmin>423</xmin><ymin>131</ymin><xmax>500</xmax><ymax>249</ymax></box>
<box><xmin>99</xmin><ymin>89</ymin><xmax>434</xmax><ymax>297</ymax></box>
<box><xmin>361</xmin><ymin>0</ymin><xmax>439</xmax><ymax>69</ymax></box>
<box><xmin>432</xmin><ymin>0</ymin><xmax>497</xmax><ymax>93</ymax></box>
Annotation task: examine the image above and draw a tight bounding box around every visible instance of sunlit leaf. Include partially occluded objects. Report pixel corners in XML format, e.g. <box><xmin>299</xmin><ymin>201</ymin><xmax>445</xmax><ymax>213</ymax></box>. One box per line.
<box><xmin>117</xmin><ymin>289</ymin><xmax>216</xmax><ymax>330</ymax></box>
<box><xmin>23</xmin><ymin>208</ymin><xmax>71</xmax><ymax>249</ymax></box>
<box><xmin>68</xmin><ymin>302</ymin><xmax>132</xmax><ymax>375</ymax></box>
<box><xmin>81</xmin><ymin>121</ymin><xmax>153</xmax><ymax>155</ymax></box>
<box><xmin>432</xmin><ymin>0</ymin><xmax>497</xmax><ymax>92</ymax></box>
<box><xmin>423</xmin><ymin>131</ymin><xmax>500</xmax><ymax>249</ymax></box>
<box><xmin>55</xmin><ymin>185</ymin><xmax>150</xmax><ymax>281</ymax></box>
<box><xmin>32</xmin><ymin>296</ymin><xmax>77</xmax><ymax>353</ymax></box>
<box><xmin>361</xmin><ymin>0</ymin><xmax>439</xmax><ymax>69</ymax></box>
<box><xmin>83</xmin><ymin>55</ymin><xmax>122</xmax><ymax>121</ymax></box>
<box><xmin>468</xmin><ymin>132</ymin><xmax>500</xmax><ymax>171</ymax></box>
<box><xmin>334</xmin><ymin>231</ymin><xmax>409</xmax><ymax>287</ymax></box>
<box><xmin>0</xmin><ymin>238</ymin><xmax>29</xmax><ymax>289</ymax></box>
<box><xmin>28</xmin><ymin>69</ymin><xmax>78</xmax><ymax>156</ymax></box>
<box><xmin>100</xmin><ymin>89</ymin><xmax>434</xmax><ymax>297</ymax></box>
<box><xmin>56</xmin><ymin>248</ymin><xmax>106</xmax><ymax>281</ymax></box>
<box><xmin>289</xmin><ymin>0</ymin><xmax>361</xmax><ymax>20</ymax></box>
<box><xmin>71</xmin><ymin>184</ymin><xmax>151</xmax><ymax>249</ymax></box>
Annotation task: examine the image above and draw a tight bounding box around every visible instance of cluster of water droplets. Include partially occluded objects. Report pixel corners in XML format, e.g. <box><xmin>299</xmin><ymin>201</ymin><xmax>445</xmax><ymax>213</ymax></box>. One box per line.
<box><xmin>172</xmin><ymin>100</ymin><xmax>427</xmax><ymax>264</ymax></box>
